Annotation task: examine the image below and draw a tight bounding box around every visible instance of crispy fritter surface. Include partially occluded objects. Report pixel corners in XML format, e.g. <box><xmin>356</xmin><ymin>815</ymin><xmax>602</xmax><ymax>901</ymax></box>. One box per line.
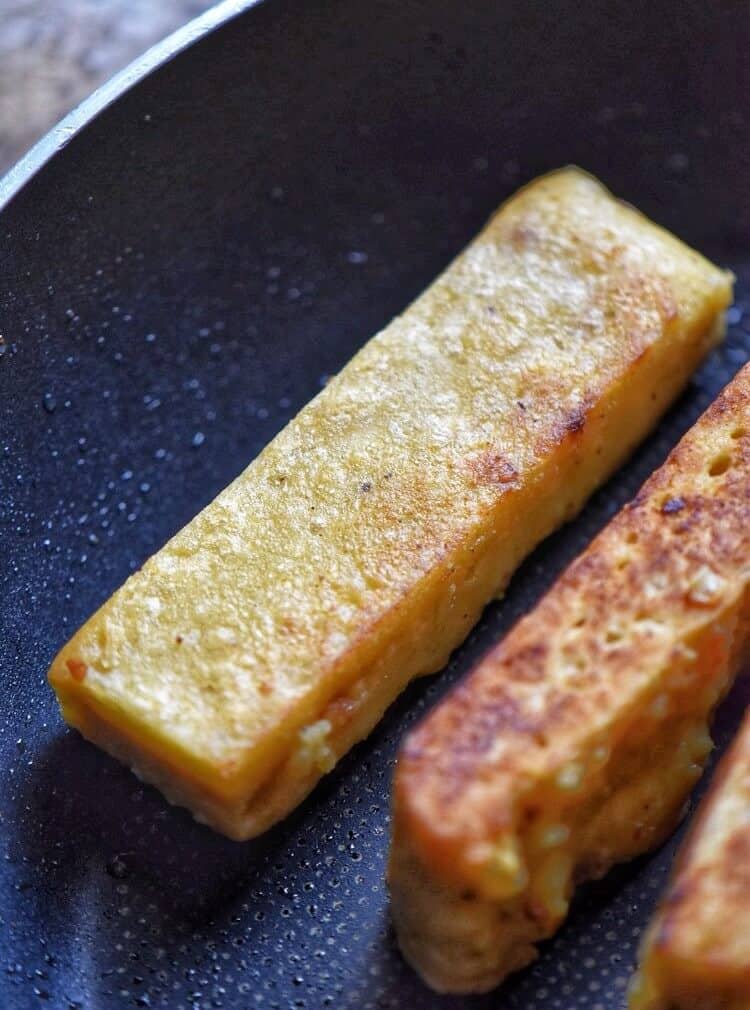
<box><xmin>630</xmin><ymin>707</ymin><xmax>750</xmax><ymax>1010</ymax></box>
<box><xmin>392</xmin><ymin>364</ymin><xmax>750</xmax><ymax>994</ymax></box>
<box><xmin>49</xmin><ymin>169</ymin><xmax>731</xmax><ymax>840</ymax></box>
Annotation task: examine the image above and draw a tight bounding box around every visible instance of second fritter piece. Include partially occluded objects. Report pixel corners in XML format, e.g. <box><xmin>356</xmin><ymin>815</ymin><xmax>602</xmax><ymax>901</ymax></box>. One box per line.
<box><xmin>629</xmin><ymin>706</ymin><xmax>750</xmax><ymax>1010</ymax></box>
<box><xmin>391</xmin><ymin>363</ymin><xmax>750</xmax><ymax>994</ymax></box>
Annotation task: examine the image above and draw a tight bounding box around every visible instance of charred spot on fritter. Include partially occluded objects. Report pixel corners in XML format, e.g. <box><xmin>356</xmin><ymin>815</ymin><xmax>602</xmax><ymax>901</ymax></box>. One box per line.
<box><xmin>661</xmin><ymin>497</ymin><xmax>686</xmax><ymax>515</ymax></box>
<box><xmin>564</xmin><ymin>404</ymin><xmax>588</xmax><ymax>435</ymax></box>
<box><xmin>466</xmin><ymin>451</ymin><xmax>519</xmax><ymax>488</ymax></box>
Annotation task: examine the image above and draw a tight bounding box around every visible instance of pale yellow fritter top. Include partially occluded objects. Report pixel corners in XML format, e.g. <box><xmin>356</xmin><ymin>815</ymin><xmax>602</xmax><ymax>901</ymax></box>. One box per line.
<box><xmin>49</xmin><ymin>168</ymin><xmax>730</xmax><ymax>801</ymax></box>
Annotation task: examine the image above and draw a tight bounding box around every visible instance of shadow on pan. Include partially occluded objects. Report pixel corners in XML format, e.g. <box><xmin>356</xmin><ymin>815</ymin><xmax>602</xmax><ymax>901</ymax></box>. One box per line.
<box><xmin>2</xmin><ymin>1</ymin><xmax>750</xmax><ymax>1007</ymax></box>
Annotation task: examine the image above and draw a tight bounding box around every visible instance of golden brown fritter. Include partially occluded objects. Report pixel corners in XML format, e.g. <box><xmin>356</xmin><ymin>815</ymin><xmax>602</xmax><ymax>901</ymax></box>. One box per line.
<box><xmin>630</xmin><ymin>705</ymin><xmax>750</xmax><ymax>1010</ymax></box>
<box><xmin>392</xmin><ymin>365</ymin><xmax>750</xmax><ymax>994</ymax></box>
<box><xmin>49</xmin><ymin>169</ymin><xmax>730</xmax><ymax>840</ymax></box>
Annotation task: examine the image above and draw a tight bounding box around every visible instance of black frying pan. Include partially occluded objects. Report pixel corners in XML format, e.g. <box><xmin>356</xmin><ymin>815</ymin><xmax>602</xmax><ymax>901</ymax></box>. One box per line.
<box><xmin>2</xmin><ymin>1</ymin><xmax>750</xmax><ymax>1007</ymax></box>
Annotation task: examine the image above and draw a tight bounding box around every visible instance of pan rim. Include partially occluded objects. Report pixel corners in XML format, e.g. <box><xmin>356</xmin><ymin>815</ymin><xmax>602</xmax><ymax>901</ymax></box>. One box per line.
<box><xmin>0</xmin><ymin>0</ymin><xmax>263</xmax><ymax>215</ymax></box>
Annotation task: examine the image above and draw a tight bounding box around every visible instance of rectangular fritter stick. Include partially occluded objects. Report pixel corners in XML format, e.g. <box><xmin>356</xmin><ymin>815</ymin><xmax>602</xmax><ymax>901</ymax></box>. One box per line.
<box><xmin>391</xmin><ymin>364</ymin><xmax>750</xmax><ymax>994</ymax></box>
<box><xmin>49</xmin><ymin>168</ymin><xmax>731</xmax><ymax>840</ymax></box>
<box><xmin>630</xmin><ymin>707</ymin><xmax>750</xmax><ymax>1010</ymax></box>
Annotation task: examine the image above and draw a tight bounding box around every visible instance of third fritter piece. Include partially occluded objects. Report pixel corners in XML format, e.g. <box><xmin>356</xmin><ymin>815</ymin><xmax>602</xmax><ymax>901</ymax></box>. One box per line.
<box><xmin>630</xmin><ymin>704</ymin><xmax>750</xmax><ymax>1010</ymax></box>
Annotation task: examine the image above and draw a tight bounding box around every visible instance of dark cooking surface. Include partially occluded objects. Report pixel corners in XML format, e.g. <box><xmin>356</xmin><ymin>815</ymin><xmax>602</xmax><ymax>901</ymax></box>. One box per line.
<box><xmin>2</xmin><ymin>1</ymin><xmax>750</xmax><ymax>1007</ymax></box>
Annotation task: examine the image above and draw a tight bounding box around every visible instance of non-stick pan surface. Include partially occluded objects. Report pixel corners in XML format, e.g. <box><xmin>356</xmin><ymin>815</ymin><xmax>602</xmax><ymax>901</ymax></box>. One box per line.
<box><xmin>2</xmin><ymin>1</ymin><xmax>750</xmax><ymax>1007</ymax></box>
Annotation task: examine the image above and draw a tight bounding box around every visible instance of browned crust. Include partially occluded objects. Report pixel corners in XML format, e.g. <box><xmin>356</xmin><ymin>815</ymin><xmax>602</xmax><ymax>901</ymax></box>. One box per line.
<box><xmin>391</xmin><ymin>723</ymin><xmax>700</xmax><ymax>994</ymax></box>
<box><xmin>394</xmin><ymin>367</ymin><xmax>750</xmax><ymax>896</ymax></box>
<box><xmin>630</xmin><ymin>706</ymin><xmax>750</xmax><ymax>1009</ymax></box>
<box><xmin>656</xmin><ymin>715</ymin><xmax>750</xmax><ymax>947</ymax></box>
